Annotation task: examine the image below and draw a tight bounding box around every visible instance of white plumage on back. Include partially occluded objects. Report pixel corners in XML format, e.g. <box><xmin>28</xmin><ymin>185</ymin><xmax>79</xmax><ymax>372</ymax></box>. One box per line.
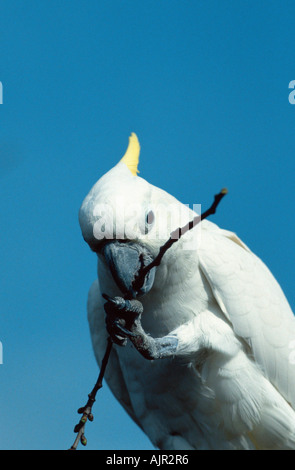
<box><xmin>80</xmin><ymin>134</ymin><xmax>295</xmax><ymax>450</ymax></box>
<box><xmin>199</xmin><ymin>227</ymin><xmax>295</xmax><ymax>409</ymax></box>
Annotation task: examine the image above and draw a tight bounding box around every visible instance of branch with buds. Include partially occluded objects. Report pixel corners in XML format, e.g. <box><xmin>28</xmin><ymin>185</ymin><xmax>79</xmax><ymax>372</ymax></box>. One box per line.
<box><xmin>69</xmin><ymin>188</ymin><xmax>228</xmax><ymax>450</ymax></box>
<box><xmin>69</xmin><ymin>337</ymin><xmax>113</xmax><ymax>450</ymax></box>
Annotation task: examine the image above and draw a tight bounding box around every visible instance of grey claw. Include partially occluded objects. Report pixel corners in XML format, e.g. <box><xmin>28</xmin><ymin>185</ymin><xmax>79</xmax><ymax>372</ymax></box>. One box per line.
<box><xmin>102</xmin><ymin>293</ymin><xmax>116</xmax><ymax>303</ymax></box>
<box><xmin>112</xmin><ymin>335</ymin><xmax>127</xmax><ymax>347</ymax></box>
<box><xmin>114</xmin><ymin>321</ymin><xmax>137</xmax><ymax>337</ymax></box>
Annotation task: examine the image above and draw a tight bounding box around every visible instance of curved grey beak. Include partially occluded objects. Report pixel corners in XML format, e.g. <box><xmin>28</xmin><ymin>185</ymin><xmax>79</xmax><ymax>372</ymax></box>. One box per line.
<box><xmin>102</xmin><ymin>241</ymin><xmax>156</xmax><ymax>298</ymax></box>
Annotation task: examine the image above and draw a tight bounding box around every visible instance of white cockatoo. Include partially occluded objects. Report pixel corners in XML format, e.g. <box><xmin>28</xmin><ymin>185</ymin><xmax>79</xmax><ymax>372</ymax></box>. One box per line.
<box><xmin>79</xmin><ymin>133</ymin><xmax>295</xmax><ymax>450</ymax></box>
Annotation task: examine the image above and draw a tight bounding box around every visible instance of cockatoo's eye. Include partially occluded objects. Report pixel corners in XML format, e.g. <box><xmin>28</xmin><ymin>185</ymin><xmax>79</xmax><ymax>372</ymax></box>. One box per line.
<box><xmin>145</xmin><ymin>210</ymin><xmax>155</xmax><ymax>234</ymax></box>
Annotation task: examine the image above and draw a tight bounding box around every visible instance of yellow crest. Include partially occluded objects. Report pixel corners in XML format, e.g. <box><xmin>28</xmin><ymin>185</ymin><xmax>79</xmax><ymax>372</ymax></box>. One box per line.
<box><xmin>120</xmin><ymin>133</ymin><xmax>140</xmax><ymax>176</ymax></box>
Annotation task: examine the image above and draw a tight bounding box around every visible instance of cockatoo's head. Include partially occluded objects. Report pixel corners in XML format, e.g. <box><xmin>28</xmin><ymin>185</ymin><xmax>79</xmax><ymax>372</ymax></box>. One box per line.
<box><xmin>79</xmin><ymin>133</ymin><xmax>195</xmax><ymax>299</ymax></box>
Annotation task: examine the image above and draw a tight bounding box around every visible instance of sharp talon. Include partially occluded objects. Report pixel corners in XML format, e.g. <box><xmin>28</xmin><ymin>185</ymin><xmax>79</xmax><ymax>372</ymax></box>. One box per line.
<box><xmin>102</xmin><ymin>293</ymin><xmax>113</xmax><ymax>302</ymax></box>
<box><xmin>115</xmin><ymin>321</ymin><xmax>136</xmax><ymax>337</ymax></box>
<box><xmin>113</xmin><ymin>336</ymin><xmax>127</xmax><ymax>346</ymax></box>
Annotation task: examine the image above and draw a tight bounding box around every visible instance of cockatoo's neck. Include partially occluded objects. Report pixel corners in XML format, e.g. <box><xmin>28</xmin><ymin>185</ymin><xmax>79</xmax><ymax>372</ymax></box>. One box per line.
<box><xmin>139</xmin><ymin>233</ymin><xmax>212</xmax><ymax>336</ymax></box>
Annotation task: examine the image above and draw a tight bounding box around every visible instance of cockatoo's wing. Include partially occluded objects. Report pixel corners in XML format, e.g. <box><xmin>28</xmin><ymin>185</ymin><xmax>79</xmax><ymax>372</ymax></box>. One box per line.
<box><xmin>198</xmin><ymin>226</ymin><xmax>295</xmax><ymax>408</ymax></box>
<box><xmin>87</xmin><ymin>280</ymin><xmax>142</xmax><ymax>429</ymax></box>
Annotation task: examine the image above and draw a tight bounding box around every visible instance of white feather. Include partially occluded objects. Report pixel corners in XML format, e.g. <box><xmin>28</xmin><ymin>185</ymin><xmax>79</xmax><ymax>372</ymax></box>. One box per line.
<box><xmin>198</xmin><ymin>225</ymin><xmax>295</xmax><ymax>408</ymax></box>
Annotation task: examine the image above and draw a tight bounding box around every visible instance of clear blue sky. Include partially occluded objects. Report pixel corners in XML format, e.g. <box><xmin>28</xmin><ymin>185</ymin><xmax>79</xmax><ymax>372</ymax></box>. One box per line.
<box><xmin>1</xmin><ymin>0</ymin><xmax>295</xmax><ymax>450</ymax></box>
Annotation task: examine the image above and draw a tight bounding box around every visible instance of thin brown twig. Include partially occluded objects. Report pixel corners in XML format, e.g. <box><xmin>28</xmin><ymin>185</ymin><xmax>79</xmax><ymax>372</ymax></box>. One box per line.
<box><xmin>69</xmin><ymin>187</ymin><xmax>228</xmax><ymax>450</ymax></box>
<box><xmin>69</xmin><ymin>337</ymin><xmax>113</xmax><ymax>450</ymax></box>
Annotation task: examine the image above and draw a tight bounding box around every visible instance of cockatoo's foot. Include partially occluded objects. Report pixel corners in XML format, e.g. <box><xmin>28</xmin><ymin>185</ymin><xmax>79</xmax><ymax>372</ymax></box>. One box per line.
<box><xmin>103</xmin><ymin>294</ymin><xmax>178</xmax><ymax>360</ymax></box>
<box><xmin>103</xmin><ymin>294</ymin><xmax>143</xmax><ymax>347</ymax></box>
